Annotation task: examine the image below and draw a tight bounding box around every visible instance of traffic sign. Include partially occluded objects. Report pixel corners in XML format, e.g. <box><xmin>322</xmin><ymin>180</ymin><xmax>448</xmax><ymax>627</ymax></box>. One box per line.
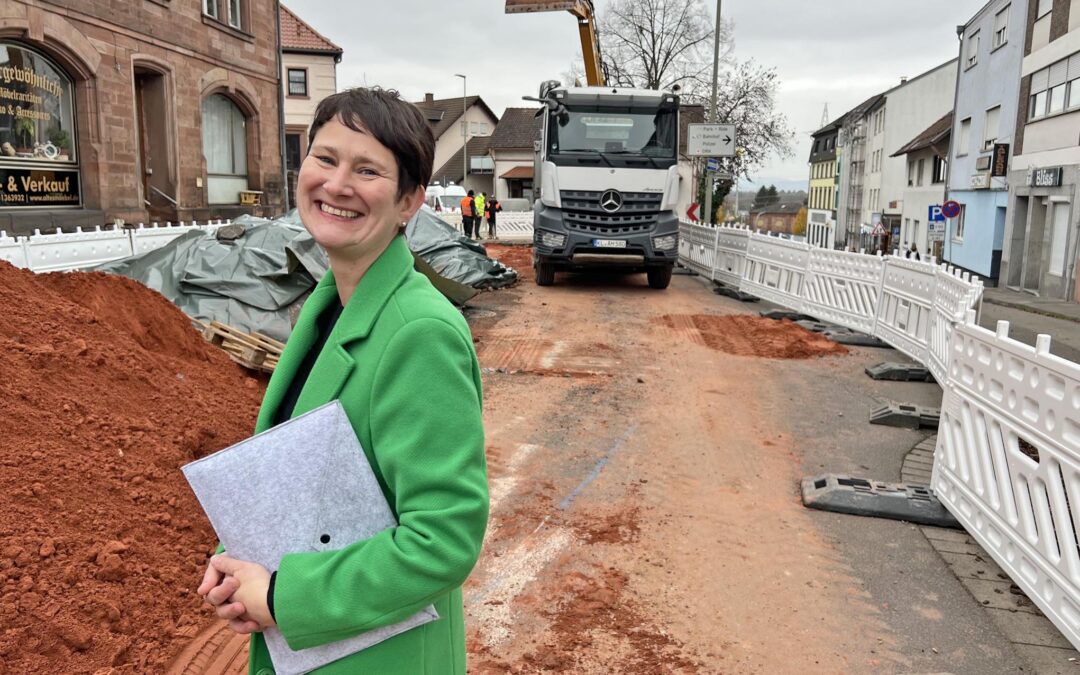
<box><xmin>942</xmin><ymin>200</ymin><xmax>961</xmax><ymax>219</ymax></box>
<box><xmin>687</xmin><ymin>124</ymin><xmax>736</xmax><ymax>157</ymax></box>
<box><xmin>706</xmin><ymin>157</ymin><xmax>721</xmax><ymax>172</ymax></box>
<box><xmin>928</xmin><ymin>205</ymin><xmax>945</xmax><ymax>222</ymax></box>
<box><xmin>686</xmin><ymin>202</ymin><xmax>699</xmax><ymax>223</ymax></box>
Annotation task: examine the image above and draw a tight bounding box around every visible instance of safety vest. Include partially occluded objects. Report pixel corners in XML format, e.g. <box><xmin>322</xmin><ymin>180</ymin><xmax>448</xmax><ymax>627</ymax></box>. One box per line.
<box><xmin>460</xmin><ymin>197</ymin><xmax>473</xmax><ymax>216</ymax></box>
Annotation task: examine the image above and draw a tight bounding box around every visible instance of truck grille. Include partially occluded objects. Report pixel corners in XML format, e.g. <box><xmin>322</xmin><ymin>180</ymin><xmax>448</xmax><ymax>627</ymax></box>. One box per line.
<box><xmin>559</xmin><ymin>190</ymin><xmax>663</xmax><ymax>234</ymax></box>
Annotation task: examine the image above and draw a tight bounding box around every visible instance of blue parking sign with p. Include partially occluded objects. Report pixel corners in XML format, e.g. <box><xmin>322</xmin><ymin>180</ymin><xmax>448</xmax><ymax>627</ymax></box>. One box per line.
<box><xmin>929</xmin><ymin>205</ymin><xmax>945</xmax><ymax>222</ymax></box>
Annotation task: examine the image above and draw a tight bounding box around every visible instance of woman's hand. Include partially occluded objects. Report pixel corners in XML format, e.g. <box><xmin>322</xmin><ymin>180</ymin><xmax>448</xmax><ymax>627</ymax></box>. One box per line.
<box><xmin>197</xmin><ymin>555</ymin><xmax>276</xmax><ymax>633</ymax></box>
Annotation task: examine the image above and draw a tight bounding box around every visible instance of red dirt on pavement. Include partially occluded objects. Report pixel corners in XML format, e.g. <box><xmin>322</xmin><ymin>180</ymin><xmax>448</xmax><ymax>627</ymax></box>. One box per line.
<box><xmin>0</xmin><ymin>261</ymin><xmax>264</xmax><ymax>673</ymax></box>
<box><xmin>657</xmin><ymin>314</ymin><xmax>849</xmax><ymax>359</ymax></box>
<box><xmin>485</xmin><ymin>244</ymin><xmax>533</xmax><ymax>279</ymax></box>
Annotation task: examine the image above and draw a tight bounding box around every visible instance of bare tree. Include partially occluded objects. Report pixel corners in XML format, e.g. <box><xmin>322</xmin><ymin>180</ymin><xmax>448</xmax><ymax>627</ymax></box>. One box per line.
<box><xmin>598</xmin><ymin>0</ymin><xmax>730</xmax><ymax>92</ymax></box>
<box><xmin>713</xmin><ymin>59</ymin><xmax>794</xmax><ymax>182</ymax></box>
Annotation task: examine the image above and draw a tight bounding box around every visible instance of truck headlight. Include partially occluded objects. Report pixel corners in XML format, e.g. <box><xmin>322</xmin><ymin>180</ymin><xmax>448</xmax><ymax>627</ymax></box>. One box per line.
<box><xmin>652</xmin><ymin>234</ymin><xmax>677</xmax><ymax>251</ymax></box>
<box><xmin>538</xmin><ymin>231</ymin><xmax>567</xmax><ymax>248</ymax></box>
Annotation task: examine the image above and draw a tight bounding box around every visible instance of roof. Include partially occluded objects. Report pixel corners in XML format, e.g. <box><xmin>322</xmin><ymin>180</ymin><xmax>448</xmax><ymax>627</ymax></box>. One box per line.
<box><xmin>431</xmin><ymin>136</ymin><xmax>494</xmax><ymax>185</ymax></box>
<box><xmin>811</xmin><ymin>115</ymin><xmax>846</xmax><ymax>137</ymax></box>
<box><xmin>501</xmin><ymin>166</ymin><xmax>534</xmax><ymax>179</ymax></box>
<box><xmin>843</xmin><ymin>93</ymin><xmax>886</xmax><ymax>126</ymax></box>
<box><xmin>412</xmin><ymin>96</ymin><xmax>498</xmax><ymax>140</ymax></box>
<box><xmin>279</xmin><ymin>4</ymin><xmax>343</xmax><ymax>57</ymax></box>
<box><xmin>750</xmin><ymin>203</ymin><xmax>801</xmax><ymax>215</ymax></box>
<box><xmin>489</xmin><ymin>108</ymin><xmax>542</xmax><ymax>150</ymax></box>
<box><xmin>892</xmin><ymin>112</ymin><xmax>953</xmax><ymax>157</ymax></box>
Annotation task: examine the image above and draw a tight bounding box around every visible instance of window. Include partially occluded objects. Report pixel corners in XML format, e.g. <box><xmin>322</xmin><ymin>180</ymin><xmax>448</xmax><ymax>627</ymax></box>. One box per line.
<box><xmin>1031</xmin><ymin>90</ymin><xmax>1048</xmax><ymax>119</ymax></box>
<box><xmin>227</xmin><ymin>0</ymin><xmax>241</xmax><ymax>28</ymax></box>
<box><xmin>993</xmin><ymin>6</ymin><xmax>1009</xmax><ymax>48</ymax></box>
<box><xmin>203</xmin><ymin>0</ymin><xmax>218</xmax><ymax>19</ymax></box>
<box><xmin>932</xmin><ymin>155</ymin><xmax>947</xmax><ymax>184</ymax></box>
<box><xmin>469</xmin><ymin>156</ymin><xmax>494</xmax><ymax>174</ymax></box>
<box><xmin>957</xmin><ymin>117</ymin><xmax>972</xmax><ymax>156</ymax></box>
<box><xmin>983</xmin><ymin>106</ymin><xmax>1000</xmax><ymax>150</ymax></box>
<box><xmin>1028</xmin><ymin>50</ymin><xmax>1080</xmax><ymax>120</ymax></box>
<box><xmin>1037</xmin><ymin>0</ymin><xmax>1052</xmax><ymax>18</ymax></box>
<box><xmin>287</xmin><ymin>68</ymin><xmax>308</xmax><ymax>97</ymax></box>
<box><xmin>908</xmin><ymin>160</ymin><xmax>916</xmax><ymax>187</ymax></box>
<box><xmin>1049</xmin><ymin>202</ymin><xmax>1070</xmax><ymax>275</ymax></box>
<box><xmin>916</xmin><ymin>158</ymin><xmax>925</xmax><ymax>187</ymax></box>
<box><xmin>953</xmin><ymin>204</ymin><xmax>966</xmax><ymax>240</ymax></box>
<box><xmin>202</xmin><ymin>94</ymin><xmax>248</xmax><ymax>204</ymax></box>
<box><xmin>1070</xmin><ymin>76</ymin><xmax>1080</xmax><ymax>108</ymax></box>
<box><xmin>966</xmin><ymin>30</ymin><xmax>980</xmax><ymax>68</ymax></box>
<box><xmin>1049</xmin><ymin>83</ymin><xmax>1066</xmax><ymax>114</ymax></box>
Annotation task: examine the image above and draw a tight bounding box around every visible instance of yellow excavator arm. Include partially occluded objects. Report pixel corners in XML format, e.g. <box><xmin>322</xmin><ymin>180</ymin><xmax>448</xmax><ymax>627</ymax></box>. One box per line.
<box><xmin>504</xmin><ymin>0</ymin><xmax>605</xmax><ymax>87</ymax></box>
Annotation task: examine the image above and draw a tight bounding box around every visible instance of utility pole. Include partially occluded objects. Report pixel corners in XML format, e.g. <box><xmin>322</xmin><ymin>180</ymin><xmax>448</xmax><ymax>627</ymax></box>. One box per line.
<box><xmin>454</xmin><ymin>73</ymin><xmax>468</xmax><ymax>191</ymax></box>
<box><xmin>703</xmin><ymin>0</ymin><xmax>722</xmax><ymax>226</ymax></box>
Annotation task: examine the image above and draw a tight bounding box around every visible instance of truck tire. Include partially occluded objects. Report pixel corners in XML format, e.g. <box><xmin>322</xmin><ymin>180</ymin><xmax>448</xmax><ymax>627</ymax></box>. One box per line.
<box><xmin>535</xmin><ymin>259</ymin><xmax>555</xmax><ymax>286</ymax></box>
<box><xmin>647</xmin><ymin>265</ymin><xmax>673</xmax><ymax>289</ymax></box>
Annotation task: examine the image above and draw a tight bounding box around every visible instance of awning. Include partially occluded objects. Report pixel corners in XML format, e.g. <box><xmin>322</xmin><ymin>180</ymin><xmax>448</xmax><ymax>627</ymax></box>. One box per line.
<box><xmin>500</xmin><ymin>165</ymin><xmax>534</xmax><ymax>179</ymax></box>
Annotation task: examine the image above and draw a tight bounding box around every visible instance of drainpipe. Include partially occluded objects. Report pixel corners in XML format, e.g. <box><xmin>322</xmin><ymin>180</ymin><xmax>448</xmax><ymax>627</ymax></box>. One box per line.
<box><xmin>276</xmin><ymin>1</ymin><xmax>289</xmax><ymax>212</ymax></box>
<box><xmin>943</xmin><ymin>26</ymin><xmax>965</xmax><ymax>264</ymax></box>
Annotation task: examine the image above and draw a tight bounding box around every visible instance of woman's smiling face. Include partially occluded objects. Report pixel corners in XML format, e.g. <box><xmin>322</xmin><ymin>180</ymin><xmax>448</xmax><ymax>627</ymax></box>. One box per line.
<box><xmin>297</xmin><ymin>116</ymin><xmax>421</xmax><ymax>260</ymax></box>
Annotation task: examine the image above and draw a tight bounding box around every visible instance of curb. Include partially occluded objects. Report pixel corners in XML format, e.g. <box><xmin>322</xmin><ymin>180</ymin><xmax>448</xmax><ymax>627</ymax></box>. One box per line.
<box><xmin>982</xmin><ymin>296</ymin><xmax>1080</xmax><ymax>325</ymax></box>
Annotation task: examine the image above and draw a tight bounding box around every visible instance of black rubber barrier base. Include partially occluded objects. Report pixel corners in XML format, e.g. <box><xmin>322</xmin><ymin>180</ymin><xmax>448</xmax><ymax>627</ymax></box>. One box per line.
<box><xmin>865</xmin><ymin>362</ymin><xmax>934</xmax><ymax>382</ymax></box>
<box><xmin>713</xmin><ymin>283</ymin><xmax>759</xmax><ymax>302</ymax></box>
<box><xmin>793</xmin><ymin>320</ymin><xmax>889</xmax><ymax>348</ymax></box>
<box><xmin>870</xmin><ymin>403</ymin><xmax>941</xmax><ymax>429</ymax></box>
<box><xmin>801</xmin><ymin>474</ymin><xmax>961</xmax><ymax>529</ymax></box>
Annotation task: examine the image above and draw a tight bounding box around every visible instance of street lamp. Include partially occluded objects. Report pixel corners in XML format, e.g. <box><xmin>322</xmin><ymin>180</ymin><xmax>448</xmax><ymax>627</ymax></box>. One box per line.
<box><xmin>454</xmin><ymin>73</ymin><xmax>467</xmax><ymax>191</ymax></box>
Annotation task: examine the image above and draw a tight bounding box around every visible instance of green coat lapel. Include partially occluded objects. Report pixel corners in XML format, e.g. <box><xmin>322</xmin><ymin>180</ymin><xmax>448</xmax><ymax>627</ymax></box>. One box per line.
<box><xmin>254</xmin><ymin>235</ymin><xmax>415</xmax><ymax>432</ymax></box>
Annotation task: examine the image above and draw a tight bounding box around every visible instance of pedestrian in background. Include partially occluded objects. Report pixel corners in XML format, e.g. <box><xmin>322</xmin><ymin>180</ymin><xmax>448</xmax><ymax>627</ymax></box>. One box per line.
<box><xmin>486</xmin><ymin>196</ymin><xmax>501</xmax><ymax>239</ymax></box>
<box><xmin>460</xmin><ymin>190</ymin><xmax>476</xmax><ymax>238</ymax></box>
<box><xmin>474</xmin><ymin>192</ymin><xmax>487</xmax><ymax>238</ymax></box>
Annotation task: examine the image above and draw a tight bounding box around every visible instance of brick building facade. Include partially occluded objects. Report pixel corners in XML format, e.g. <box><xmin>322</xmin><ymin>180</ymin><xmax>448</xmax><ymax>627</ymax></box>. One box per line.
<box><xmin>0</xmin><ymin>0</ymin><xmax>285</xmax><ymax>236</ymax></box>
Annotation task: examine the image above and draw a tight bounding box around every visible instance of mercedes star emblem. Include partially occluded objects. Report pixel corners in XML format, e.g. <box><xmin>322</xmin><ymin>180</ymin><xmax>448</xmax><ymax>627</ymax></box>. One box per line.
<box><xmin>599</xmin><ymin>189</ymin><xmax>623</xmax><ymax>213</ymax></box>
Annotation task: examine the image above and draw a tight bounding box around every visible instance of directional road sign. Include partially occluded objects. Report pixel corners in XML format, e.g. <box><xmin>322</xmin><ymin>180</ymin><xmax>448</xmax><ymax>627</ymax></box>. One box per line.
<box><xmin>687</xmin><ymin>124</ymin><xmax>736</xmax><ymax>157</ymax></box>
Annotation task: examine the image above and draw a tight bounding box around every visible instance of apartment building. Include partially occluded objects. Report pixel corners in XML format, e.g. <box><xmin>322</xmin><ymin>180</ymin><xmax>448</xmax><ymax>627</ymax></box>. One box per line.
<box><xmin>1003</xmin><ymin>0</ymin><xmax>1080</xmax><ymax>299</ymax></box>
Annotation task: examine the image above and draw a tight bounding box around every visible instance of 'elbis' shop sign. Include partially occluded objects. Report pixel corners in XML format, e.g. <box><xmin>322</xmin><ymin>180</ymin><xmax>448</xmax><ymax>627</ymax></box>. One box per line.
<box><xmin>1028</xmin><ymin>167</ymin><xmax>1063</xmax><ymax>188</ymax></box>
<box><xmin>0</xmin><ymin>167</ymin><xmax>80</xmax><ymax>207</ymax></box>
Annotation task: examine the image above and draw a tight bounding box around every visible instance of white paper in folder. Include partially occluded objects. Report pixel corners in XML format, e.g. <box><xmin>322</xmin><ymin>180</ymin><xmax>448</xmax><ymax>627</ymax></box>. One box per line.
<box><xmin>181</xmin><ymin>400</ymin><xmax>438</xmax><ymax>675</ymax></box>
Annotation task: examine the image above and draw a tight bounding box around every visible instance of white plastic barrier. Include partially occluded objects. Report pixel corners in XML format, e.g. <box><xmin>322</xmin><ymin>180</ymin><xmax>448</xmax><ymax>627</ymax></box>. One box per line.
<box><xmin>806</xmin><ymin>221</ymin><xmax>835</xmax><ymax>250</ymax></box>
<box><xmin>680</xmin><ymin>222</ymin><xmax>720</xmax><ymax>278</ymax></box>
<box><xmin>873</xmin><ymin>255</ymin><xmax>938</xmax><ymax>364</ymax></box>
<box><xmin>23</xmin><ymin>226</ymin><xmax>133</xmax><ymax>273</ymax></box>
<box><xmin>0</xmin><ymin>231</ymin><xmax>29</xmax><ymax>269</ymax></box>
<box><xmin>713</xmin><ymin>225</ymin><xmax>750</xmax><ymax>288</ymax></box>
<box><xmin>929</xmin><ymin>266</ymin><xmax>985</xmax><ymax>384</ymax></box>
<box><xmin>933</xmin><ymin>315</ymin><xmax>1080</xmax><ymax>649</ymax></box>
<box><xmin>130</xmin><ymin>221</ymin><xmax>206</xmax><ymax>256</ymax></box>
<box><xmin>497</xmin><ymin>211</ymin><xmax>535</xmax><ymax>237</ymax></box>
<box><xmin>740</xmin><ymin>232</ymin><xmax>810</xmax><ymax>312</ymax></box>
<box><xmin>802</xmin><ymin>248</ymin><xmax>884</xmax><ymax>335</ymax></box>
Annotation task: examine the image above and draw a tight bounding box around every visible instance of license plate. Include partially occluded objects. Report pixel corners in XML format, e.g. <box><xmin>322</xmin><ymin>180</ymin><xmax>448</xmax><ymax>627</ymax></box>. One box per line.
<box><xmin>593</xmin><ymin>239</ymin><xmax>627</xmax><ymax>248</ymax></box>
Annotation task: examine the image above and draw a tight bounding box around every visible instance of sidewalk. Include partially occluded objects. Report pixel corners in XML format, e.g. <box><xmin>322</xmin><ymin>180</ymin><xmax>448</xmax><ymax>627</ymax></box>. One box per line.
<box><xmin>982</xmin><ymin>287</ymin><xmax>1080</xmax><ymax>323</ymax></box>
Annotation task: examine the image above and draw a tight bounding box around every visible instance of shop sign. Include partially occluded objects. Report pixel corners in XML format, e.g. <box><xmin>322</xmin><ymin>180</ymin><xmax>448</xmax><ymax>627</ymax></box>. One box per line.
<box><xmin>991</xmin><ymin>143</ymin><xmax>1009</xmax><ymax>177</ymax></box>
<box><xmin>1028</xmin><ymin>166</ymin><xmax>1063</xmax><ymax>187</ymax></box>
<box><xmin>0</xmin><ymin>166</ymin><xmax>80</xmax><ymax>207</ymax></box>
<box><xmin>970</xmin><ymin>174</ymin><xmax>991</xmax><ymax>189</ymax></box>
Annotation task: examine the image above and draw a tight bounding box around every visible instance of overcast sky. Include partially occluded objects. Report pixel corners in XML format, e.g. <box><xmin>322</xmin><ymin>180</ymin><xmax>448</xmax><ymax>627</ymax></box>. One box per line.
<box><xmin>283</xmin><ymin>0</ymin><xmax>990</xmax><ymax>189</ymax></box>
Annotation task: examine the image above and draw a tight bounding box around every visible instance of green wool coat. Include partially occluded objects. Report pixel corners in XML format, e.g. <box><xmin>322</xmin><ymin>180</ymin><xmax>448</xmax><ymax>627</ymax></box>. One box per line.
<box><xmin>244</xmin><ymin>235</ymin><xmax>488</xmax><ymax>674</ymax></box>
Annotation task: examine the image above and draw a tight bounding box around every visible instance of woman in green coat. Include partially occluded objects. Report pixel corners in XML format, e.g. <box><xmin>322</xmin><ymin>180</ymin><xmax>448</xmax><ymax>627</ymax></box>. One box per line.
<box><xmin>197</xmin><ymin>87</ymin><xmax>489</xmax><ymax>674</ymax></box>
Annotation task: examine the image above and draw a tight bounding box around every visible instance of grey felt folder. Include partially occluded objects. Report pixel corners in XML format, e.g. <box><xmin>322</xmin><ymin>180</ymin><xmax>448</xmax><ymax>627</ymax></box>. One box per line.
<box><xmin>182</xmin><ymin>400</ymin><xmax>438</xmax><ymax>675</ymax></box>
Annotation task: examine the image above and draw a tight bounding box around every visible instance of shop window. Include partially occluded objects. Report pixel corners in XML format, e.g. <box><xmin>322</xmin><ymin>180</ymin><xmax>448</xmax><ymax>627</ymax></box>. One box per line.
<box><xmin>287</xmin><ymin>68</ymin><xmax>308</xmax><ymax>97</ymax></box>
<box><xmin>201</xmin><ymin>94</ymin><xmax>248</xmax><ymax>204</ymax></box>
<box><xmin>0</xmin><ymin>41</ymin><xmax>81</xmax><ymax>208</ymax></box>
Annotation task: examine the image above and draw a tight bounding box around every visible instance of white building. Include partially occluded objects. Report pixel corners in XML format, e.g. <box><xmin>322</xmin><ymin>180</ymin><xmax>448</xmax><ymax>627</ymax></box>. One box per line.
<box><xmin>893</xmin><ymin>113</ymin><xmax>952</xmax><ymax>256</ymax></box>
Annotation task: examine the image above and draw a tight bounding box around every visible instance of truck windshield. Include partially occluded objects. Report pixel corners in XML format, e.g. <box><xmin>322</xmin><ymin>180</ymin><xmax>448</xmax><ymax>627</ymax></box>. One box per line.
<box><xmin>549</xmin><ymin>106</ymin><xmax>677</xmax><ymax>162</ymax></box>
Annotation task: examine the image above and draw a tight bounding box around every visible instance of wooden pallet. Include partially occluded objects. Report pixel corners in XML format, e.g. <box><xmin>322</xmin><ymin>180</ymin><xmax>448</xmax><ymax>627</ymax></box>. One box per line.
<box><xmin>199</xmin><ymin>320</ymin><xmax>285</xmax><ymax>373</ymax></box>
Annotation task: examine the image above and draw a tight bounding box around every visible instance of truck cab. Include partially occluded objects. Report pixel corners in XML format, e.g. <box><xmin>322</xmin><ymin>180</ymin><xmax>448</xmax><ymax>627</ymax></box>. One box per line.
<box><xmin>531</xmin><ymin>84</ymin><xmax>681</xmax><ymax>288</ymax></box>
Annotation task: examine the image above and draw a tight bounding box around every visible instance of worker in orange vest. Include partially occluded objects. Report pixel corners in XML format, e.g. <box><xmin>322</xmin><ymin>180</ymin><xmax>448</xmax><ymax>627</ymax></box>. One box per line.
<box><xmin>460</xmin><ymin>190</ymin><xmax>476</xmax><ymax>238</ymax></box>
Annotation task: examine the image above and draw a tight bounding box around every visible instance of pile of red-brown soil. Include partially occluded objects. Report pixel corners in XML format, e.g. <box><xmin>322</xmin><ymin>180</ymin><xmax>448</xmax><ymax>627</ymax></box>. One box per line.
<box><xmin>0</xmin><ymin>262</ymin><xmax>265</xmax><ymax>673</ymax></box>
<box><xmin>658</xmin><ymin>314</ymin><xmax>849</xmax><ymax>359</ymax></box>
<box><xmin>485</xmin><ymin>244</ymin><xmax>533</xmax><ymax>278</ymax></box>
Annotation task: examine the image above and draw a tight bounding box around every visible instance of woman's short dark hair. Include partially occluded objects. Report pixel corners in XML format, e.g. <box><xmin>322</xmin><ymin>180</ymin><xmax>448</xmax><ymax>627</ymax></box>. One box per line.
<box><xmin>308</xmin><ymin>87</ymin><xmax>434</xmax><ymax>200</ymax></box>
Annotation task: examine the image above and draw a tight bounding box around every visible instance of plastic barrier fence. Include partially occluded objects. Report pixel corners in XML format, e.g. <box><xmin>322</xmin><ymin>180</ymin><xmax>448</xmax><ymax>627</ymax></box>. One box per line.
<box><xmin>934</xmin><ymin>315</ymin><xmax>1080</xmax><ymax>649</ymax></box>
<box><xmin>714</xmin><ymin>225</ymin><xmax>751</xmax><ymax>288</ymax></box>
<box><xmin>3</xmin><ymin>220</ymin><xmax>232</xmax><ymax>274</ymax></box>
<box><xmin>676</xmin><ymin>222</ymin><xmax>1080</xmax><ymax>650</ymax></box>
<box><xmin>23</xmin><ymin>226</ymin><xmax>133</xmax><ymax>273</ymax></box>
<box><xmin>802</xmin><ymin>248</ymin><xmax>884</xmax><ymax>336</ymax></box>
<box><xmin>874</xmin><ymin>255</ymin><xmax>938</xmax><ymax>365</ymax></box>
<box><xmin>740</xmin><ymin>234</ymin><xmax>810</xmax><ymax>312</ymax></box>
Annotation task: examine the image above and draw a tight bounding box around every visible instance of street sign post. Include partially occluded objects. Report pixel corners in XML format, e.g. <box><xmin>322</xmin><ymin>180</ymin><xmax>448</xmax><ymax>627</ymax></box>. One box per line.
<box><xmin>688</xmin><ymin>124</ymin><xmax>736</xmax><ymax>157</ymax></box>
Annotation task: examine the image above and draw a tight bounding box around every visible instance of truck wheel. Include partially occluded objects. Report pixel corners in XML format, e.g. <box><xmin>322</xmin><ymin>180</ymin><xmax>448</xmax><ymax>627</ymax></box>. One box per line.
<box><xmin>535</xmin><ymin>259</ymin><xmax>555</xmax><ymax>286</ymax></box>
<box><xmin>647</xmin><ymin>265</ymin><xmax>673</xmax><ymax>289</ymax></box>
